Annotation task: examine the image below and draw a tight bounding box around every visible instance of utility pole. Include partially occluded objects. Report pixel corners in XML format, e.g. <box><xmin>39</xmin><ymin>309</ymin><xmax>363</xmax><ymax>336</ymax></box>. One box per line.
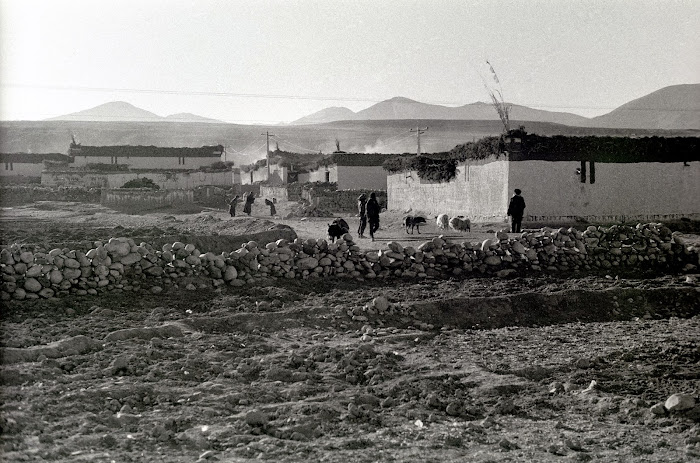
<box><xmin>262</xmin><ymin>131</ymin><xmax>275</xmax><ymax>178</ymax></box>
<box><xmin>410</xmin><ymin>127</ymin><xmax>428</xmax><ymax>155</ymax></box>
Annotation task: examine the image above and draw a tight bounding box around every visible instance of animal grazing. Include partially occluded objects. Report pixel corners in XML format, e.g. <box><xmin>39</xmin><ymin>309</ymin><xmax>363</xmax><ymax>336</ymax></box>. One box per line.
<box><xmin>404</xmin><ymin>215</ymin><xmax>427</xmax><ymax>234</ymax></box>
<box><xmin>436</xmin><ymin>214</ymin><xmax>449</xmax><ymax>231</ymax></box>
<box><xmin>327</xmin><ymin>218</ymin><xmax>350</xmax><ymax>242</ymax></box>
<box><xmin>449</xmin><ymin>216</ymin><xmax>471</xmax><ymax>232</ymax></box>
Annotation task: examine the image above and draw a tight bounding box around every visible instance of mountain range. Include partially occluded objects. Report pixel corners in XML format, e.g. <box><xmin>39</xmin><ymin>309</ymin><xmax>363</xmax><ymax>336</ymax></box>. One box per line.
<box><xmin>291</xmin><ymin>84</ymin><xmax>699</xmax><ymax>131</ymax></box>
<box><xmin>48</xmin><ymin>101</ymin><xmax>223</xmax><ymax>123</ymax></box>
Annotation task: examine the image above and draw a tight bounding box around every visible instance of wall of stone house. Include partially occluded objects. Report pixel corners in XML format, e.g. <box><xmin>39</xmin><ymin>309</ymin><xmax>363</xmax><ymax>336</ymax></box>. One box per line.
<box><xmin>42</xmin><ymin>170</ymin><xmax>231</xmax><ymax>189</ymax></box>
<box><xmin>260</xmin><ymin>186</ymin><xmax>288</xmax><ymax>202</ymax></box>
<box><xmin>72</xmin><ymin>155</ymin><xmax>222</xmax><ymax>170</ymax></box>
<box><xmin>0</xmin><ymin>162</ymin><xmax>44</xmax><ymax>178</ymax></box>
<box><xmin>337</xmin><ymin>165</ymin><xmax>387</xmax><ymax>191</ymax></box>
<box><xmin>508</xmin><ymin>160</ymin><xmax>700</xmax><ymax>222</ymax></box>
<box><xmin>101</xmin><ymin>188</ymin><xmax>194</xmax><ymax>211</ymax></box>
<box><xmin>387</xmin><ymin>158</ymin><xmax>510</xmax><ymax>222</ymax></box>
<box><xmin>241</xmin><ymin>165</ymin><xmax>289</xmax><ymax>185</ymax></box>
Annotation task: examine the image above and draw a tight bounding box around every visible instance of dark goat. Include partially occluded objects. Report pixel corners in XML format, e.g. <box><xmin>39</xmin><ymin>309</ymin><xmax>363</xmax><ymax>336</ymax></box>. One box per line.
<box><xmin>327</xmin><ymin>218</ymin><xmax>350</xmax><ymax>242</ymax></box>
<box><xmin>404</xmin><ymin>215</ymin><xmax>427</xmax><ymax>234</ymax></box>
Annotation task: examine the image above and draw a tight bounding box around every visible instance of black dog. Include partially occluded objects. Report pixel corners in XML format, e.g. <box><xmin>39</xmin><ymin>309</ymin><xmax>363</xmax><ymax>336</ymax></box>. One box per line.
<box><xmin>404</xmin><ymin>215</ymin><xmax>427</xmax><ymax>234</ymax></box>
<box><xmin>328</xmin><ymin>218</ymin><xmax>350</xmax><ymax>242</ymax></box>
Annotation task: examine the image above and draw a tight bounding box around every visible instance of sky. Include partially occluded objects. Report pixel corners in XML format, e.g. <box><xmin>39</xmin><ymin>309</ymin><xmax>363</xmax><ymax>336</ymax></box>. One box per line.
<box><xmin>1</xmin><ymin>0</ymin><xmax>698</xmax><ymax>124</ymax></box>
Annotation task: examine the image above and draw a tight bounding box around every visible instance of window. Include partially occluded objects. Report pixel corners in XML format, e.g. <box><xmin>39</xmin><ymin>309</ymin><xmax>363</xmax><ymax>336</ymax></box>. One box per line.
<box><xmin>111</xmin><ymin>156</ymin><xmax>118</xmax><ymax>164</ymax></box>
<box><xmin>178</xmin><ymin>156</ymin><xmax>186</xmax><ymax>165</ymax></box>
<box><xmin>589</xmin><ymin>161</ymin><xmax>595</xmax><ymax>184</ymax></box>
<box><xmin>5</xmin><ymin>162</ymin><xmax>13</xmax><ymax>171</ymax></box>
<box><xmin>579</xmin><ymin>161</ymin><xmax>586</xmax><ymax>183</ymax></box>
<box><xmin>325</xmin><ymin>171</ymin><xmax>330</xmax><ymax>182</ymax></box>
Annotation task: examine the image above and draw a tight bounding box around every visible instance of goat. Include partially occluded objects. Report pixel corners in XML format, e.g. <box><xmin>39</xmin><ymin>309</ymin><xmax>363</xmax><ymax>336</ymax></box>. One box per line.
<box><xmin>436</xmin><ymin>214</ymin><xmax>449</xmax><ymax>231</ymax></box>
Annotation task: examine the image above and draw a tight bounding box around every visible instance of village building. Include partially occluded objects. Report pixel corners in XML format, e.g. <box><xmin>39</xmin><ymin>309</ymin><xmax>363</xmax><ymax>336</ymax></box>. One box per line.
<box><xmin>69</xmin><ymin>142</ymin><xmax>224</xmax><ymax>170</ymax></box>
<box><xmin>0</xmin><ymin>152</ymin><xmax>72</xmax><ymax>182</ymax></box>
<box><xmin>387</xmin><ymin>134</ymin><xmax>700</xmax><ymax>223</ymax></box>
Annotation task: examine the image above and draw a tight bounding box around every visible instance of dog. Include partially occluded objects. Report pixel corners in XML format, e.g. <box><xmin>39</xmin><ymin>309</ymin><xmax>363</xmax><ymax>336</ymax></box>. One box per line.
<box><xmin>404</xmin><ymin>215</ymin><xmax>427</xmax><ymax>234</ymax></box>
<box><xmin>327</xmin><ymin>218</ymin><xmax>350</xmax><ymax>242</ymax></box>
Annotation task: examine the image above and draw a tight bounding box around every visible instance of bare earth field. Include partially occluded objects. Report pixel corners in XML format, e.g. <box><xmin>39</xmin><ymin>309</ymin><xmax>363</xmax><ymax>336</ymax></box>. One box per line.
<box><xmin>1</xmin><ymin>201</ymin><xmax>699</xmax><ymax>463</ymax></box>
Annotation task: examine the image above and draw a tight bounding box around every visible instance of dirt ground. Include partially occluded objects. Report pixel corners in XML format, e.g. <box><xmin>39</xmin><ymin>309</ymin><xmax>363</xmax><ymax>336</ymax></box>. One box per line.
<box><xmin>1</xmin><ymin>201</ymin><xmax>699</xmax><ymax>463</ymax></box>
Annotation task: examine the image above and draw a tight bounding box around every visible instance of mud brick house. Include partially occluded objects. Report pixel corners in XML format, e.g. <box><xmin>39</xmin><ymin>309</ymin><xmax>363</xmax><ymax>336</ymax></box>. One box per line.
<box><xmin>303</xmin><ymin>153</ymin><xmax>397</xmax><ymax>190</ymax></box>
<box><xmin>0</xmin><ymin>152</ymin><xmax>72</xmax><ymax>181</ymax></box>
<box><xmin>387</xmin><ymin>134</ymin><xmax>700</xmax><ymax>223</ymax></box>
<box><xmin>69</xmin><ymin>142</ymin><xmax>224</xmax><ymax>170</ymax></box>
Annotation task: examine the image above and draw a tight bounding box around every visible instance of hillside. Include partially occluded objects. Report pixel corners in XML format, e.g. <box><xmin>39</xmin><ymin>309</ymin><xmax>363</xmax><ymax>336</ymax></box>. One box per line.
<box><xmin>587</xmin><ymin>84</ymin><xmax>700</xmax><ymax>130</ymax></box>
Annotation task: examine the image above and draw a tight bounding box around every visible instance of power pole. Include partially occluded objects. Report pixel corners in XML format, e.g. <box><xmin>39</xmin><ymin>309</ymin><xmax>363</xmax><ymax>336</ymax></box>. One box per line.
<box><xmin>410</xmin><ymin>127</ymin><xmax>428</xmax><ymax>155</ymax></box>
<box><xmin>262</xmin><ymin>131</ymin><xmax>275</xmax><ymax>178</ymax></box>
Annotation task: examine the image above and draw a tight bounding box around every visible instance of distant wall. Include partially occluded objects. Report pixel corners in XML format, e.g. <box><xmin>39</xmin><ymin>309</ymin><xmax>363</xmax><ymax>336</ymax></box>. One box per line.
<box><xmin>387</xmin><ymin>158</ymin><xmax>510</xmax><ymax>222</ymax></box>
<box><xmin>241</xmin><ymin>165</ymin><xmax>289</xmax><ymax>185</ymax></box>
<box><xmin>337</xmin><ymin>165</ymin><xmax>387</xmax><ymax>191</ymax></box>
<box><xmin>508</xmin><ymin>160</ymin><xmax>700</xmax><ymax>222</ymax></box>
<box><xmin>101</xmin><ymin>188</ymin><xmax>194</xmax><ymax>211</ymax></box>
<box><xmin>72</xmin><ymin>155</ymin><xmax>222</xmax><ymax>170</ymax></box>
<box><xmin>305</xmin><ymin>165</ymin><xmax>337</xmax><ymax>184</ymax></box>
<box><xmin>42</xmin><ymin>170</ymin><xmax>231</xmax><ymax>189</ymax></box>
<box><xmin>0</xmin><ymin>162</ymin><xmax>44</xmax><ymax>178</ymax></box>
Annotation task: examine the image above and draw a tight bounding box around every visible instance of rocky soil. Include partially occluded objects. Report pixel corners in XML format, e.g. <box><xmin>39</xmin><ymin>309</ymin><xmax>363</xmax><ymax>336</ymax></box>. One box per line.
<box><xmin>1</xmin><ymin>202</ymin><xmax>699</xmax><ymax>462</ymax></box>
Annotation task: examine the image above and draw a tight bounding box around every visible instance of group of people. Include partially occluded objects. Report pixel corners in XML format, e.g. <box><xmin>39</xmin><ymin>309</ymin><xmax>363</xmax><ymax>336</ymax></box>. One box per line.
<box><xmin>227</xmin><ymin>187</ymin><xmax>525</xmax><ymax>236</ymax></box>
<box><xmin>228</xmin><ymin>191</ymin><xmax>276</xmax><ymax>218</ymax></box>
<box><xmin>357</xmin><ymin>192</ymin><xmax>381</xmax><ymax>241</ymax></box>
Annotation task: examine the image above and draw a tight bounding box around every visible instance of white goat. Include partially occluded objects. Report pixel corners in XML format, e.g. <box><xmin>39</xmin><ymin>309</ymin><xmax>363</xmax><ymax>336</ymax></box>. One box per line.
<box><xmin>449</xmin><ymin>216</ymin><xmax>471</xmax><ymax>232</ymax></box>
<box><xmin>436</xmin><ymin>214</ymin><xmax>449</xmax><ymax>230</ymax></box>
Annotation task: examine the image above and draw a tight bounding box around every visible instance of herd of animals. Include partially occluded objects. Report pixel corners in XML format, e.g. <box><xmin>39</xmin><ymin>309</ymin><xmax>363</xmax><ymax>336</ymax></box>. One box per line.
<box><xmin>326</xmin><ymin>214</ymin><xmax>471</xmax><ymax>242</ymax></box>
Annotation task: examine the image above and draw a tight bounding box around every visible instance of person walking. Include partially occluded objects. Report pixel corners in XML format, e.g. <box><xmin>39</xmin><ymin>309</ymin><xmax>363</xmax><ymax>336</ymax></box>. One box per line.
<box><xmin>507</xmin><ymin>188</ymin><xmax>526</xmax><ymax>233</ymax></box>
<box><xmin>366</xmin><ymin>192</ymin><xmax>380</xmax><ymax>241</ymax></box>
<box><xmin>243</xmin><ymin>191</ymin><xmax>255</xmax><ymax>216</ymax></box>
<box><xmin>228</xmin><ymin>195</ymin><xmax>240</xmax><ymax>217</ymax></box>
<box><xmin>357</xmin><ymin>193</ymin><xmax>368</xmax><ymax>238</ymax></box>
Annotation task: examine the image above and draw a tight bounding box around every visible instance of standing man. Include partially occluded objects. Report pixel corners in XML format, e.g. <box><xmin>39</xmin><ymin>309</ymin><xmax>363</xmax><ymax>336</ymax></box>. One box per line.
<box><xmin>228</xmin><ymin>195</ymin><xmax>240</xmax><ymax>217</ymax></box>
<box><xmin>366</xmin><ymin>192</ymin><xmax>380</xmax><ymax>242</ymax></box>
<box><xmin>507</xmin><ymin>188</ymin><xmax>526</xmax><ymax>233</ymax></box>
<box><xmin>243</xmin><ymin>191</ymin><xmax>256</xmax><ymax>216</ymax></box>
<box><xmin>357</xmin><ymin>193</ymin><xmax>368</xmax><ymax>238</ymax></box>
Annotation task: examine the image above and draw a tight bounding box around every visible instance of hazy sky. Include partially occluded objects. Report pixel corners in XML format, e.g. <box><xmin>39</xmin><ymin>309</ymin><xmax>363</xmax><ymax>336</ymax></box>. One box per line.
<box><xmin>1</xmin><ymin>0</ymin><xmax>698</xmax><ymax>123</ymax></box>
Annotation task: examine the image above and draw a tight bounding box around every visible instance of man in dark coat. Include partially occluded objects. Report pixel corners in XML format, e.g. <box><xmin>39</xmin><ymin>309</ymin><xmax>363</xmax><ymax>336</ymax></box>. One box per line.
<box><xmin>507</xmin><ymin>188</ymin><xmax>526</xmax><ymax>233</ymax></box>
<box><xmin>243</xmin><ymin>191</ymin><xmax>255</xmax><ymax>216</ymax></box>
<box><xmin>357</xmin><ymin>193</ymin><xmax>368</xmax><ymax>238</ymax></box>
<box><xmin>366</xmin><ymin>192</ymin><xmax>380</xmax><ymax>241</ymax></box>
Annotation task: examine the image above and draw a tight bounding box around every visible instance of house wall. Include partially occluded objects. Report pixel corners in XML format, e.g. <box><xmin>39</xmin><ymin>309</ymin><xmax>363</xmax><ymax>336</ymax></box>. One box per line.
<box><xmin>260</xmin><ymin>186</ymin><xmax>288</xmax><ymax>202</ymax></box>
<box><xmin>42</xmin><ymin>170</ymin><xmax>232</xmax><ymax>189</ymax></box>
<box><xmin>306</xmin><ymin>165</ymin><xmax>338</xmax><ymax>184</ymax></box>
<box><xmin>387</xmin><ymin>158</ymin><xmax>510</xmax><ymax>222</ymax></box>
<box><xmin>508</xmin><ymin>160</ymin><xmax>700</xmax><ymax>222</ymax></box>
<box><xmin>72</xmin><ymin>155</ymin><xmax>221</xmax><ymax>170</ymax></box>
<box><xmin>0</xmin><ymin>162</ymin><xmax>44</xmax><ymax>178</ymax></box>
<box><xmin>337</xmin><ymin>165</ymin><xmax>387</xmax><ymax>191</ymax></box>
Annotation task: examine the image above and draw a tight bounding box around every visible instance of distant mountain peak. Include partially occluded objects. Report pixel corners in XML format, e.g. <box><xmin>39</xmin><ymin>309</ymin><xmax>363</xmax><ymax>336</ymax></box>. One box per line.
<box><xmin>47</xmin><ymin>101</ymin><xmax>220</xmax><ymax>123</ymax></box>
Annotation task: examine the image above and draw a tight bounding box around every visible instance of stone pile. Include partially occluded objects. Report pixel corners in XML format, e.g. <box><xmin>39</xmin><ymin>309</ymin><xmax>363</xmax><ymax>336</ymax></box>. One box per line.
<box><xmin>2</xmin><ymin>223</ymin><xmax>698</xmax><ymax>301</ymax></box>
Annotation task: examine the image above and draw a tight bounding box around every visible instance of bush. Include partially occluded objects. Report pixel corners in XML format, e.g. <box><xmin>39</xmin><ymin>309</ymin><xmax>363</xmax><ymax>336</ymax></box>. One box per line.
<box><xmin>121</xmin><ymin>178</ymin><xmax>160</xmax><ymax>189</ymax></box>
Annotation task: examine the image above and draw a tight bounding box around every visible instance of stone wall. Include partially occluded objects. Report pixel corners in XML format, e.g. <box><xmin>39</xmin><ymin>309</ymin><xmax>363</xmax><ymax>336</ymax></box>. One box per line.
<box><xmin>42</xmin><ymin>170</ymin><xmax>232</xmax><ymax>189</ymax></box>
<box><xmin>101</xmin><ymin>189</ymin><xmax>194</xmax><ymax>212</ymax></box>
<box><xmin>0</xmin><ymin>185</ymin><xmax>101</xmax><ymax>206</ymax></box>
<box><xmin>3</xmin><ymin>222</ymin><xmax>697</xmax><ymax>302</ymax></box>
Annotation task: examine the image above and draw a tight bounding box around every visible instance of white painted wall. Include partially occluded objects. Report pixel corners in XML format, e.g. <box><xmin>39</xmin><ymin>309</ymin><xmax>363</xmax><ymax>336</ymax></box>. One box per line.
<box><xmin>306</xmin><ymin>165</ymin><xmax>338</xmax><ymax>184</ymax></box>
<box><xmin>508</xmin><ymin>160</ymin><xmax>700</xmax><ymax>221</ymax></box>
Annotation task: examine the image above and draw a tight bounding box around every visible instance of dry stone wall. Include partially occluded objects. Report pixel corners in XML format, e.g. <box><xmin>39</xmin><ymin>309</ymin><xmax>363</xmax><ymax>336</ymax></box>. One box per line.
<box><xmin>1</xmin><ymin>223</ymin><xmax>698</xmax><ymax>302</ymax></box>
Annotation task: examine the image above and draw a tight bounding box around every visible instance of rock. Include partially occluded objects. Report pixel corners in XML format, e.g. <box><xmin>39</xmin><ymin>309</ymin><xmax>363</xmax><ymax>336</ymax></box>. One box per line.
<box><xmin>372</xmin><ymin>296</ymin><xmax>389</xmax><ymax>311</ymax></box>
<box><xmin>650</xmin><ymin>403</ymin><xmax>667</xmax><ymax>415</ymax></box>
<box><xmin>24</xmin><ymin>278</ymin><xmax>43</xmax><ymax>293</ymax></box>
<box><xmin>245</xmin><ymin>410</ymin><xmax>268</xmax><ymax>427</ymax></box>
<box><xmin>665</xmin><ymin>393</ymin><xmax>696</xmax><ymax>412</ymax></box>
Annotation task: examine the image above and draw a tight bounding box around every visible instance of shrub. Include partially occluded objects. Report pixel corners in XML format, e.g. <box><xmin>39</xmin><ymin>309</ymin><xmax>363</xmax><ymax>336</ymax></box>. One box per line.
<box><xmin>121</xmin><ymin>178</ymin><xmax>160</xmax><ymax>189</ymax></box>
